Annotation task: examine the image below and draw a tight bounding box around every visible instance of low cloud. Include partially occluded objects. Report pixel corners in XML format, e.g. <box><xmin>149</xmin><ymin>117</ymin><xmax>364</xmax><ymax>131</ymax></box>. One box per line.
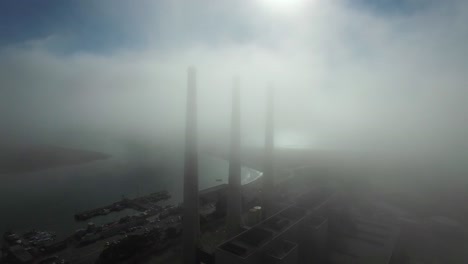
<box><xmin>1</xmin><ymin>0</ymin><xmax>467</xmax><ymax>159</ymax></box>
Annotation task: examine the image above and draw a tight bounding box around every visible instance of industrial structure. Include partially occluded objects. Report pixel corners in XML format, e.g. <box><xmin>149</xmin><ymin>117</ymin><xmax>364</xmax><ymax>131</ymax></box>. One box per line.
<box><xmin>183</xmin><ymin>66</ymin><xmax>200</xmax><ymax>264</ymax></box>
<box><xmin>216</xmin><ymin>190</ymin><xmax>333</xmax><ymax>264</ymax></box>
<box><xmin>262</xmin><ymin>87</ymin><xmax>275</xmax><ymax>220</ymax></box>
<box><xmin>216</xmin><ymin>187</ymin><xmax>400</xmax><ymax>264</ymax></box>
<box><xmin>226</xmin><ymin>77</ymin><xmax>243</xmax><ymax>238</ymax></box>
<box><xmin>0</xmin><ymin>70</ymin><xmax>454</xmax><ymax>264</ymax></box>
<box><xmin>181</xmin><ymin>68</ymin><xmax>400</xmax><ymax>264</ymax></box>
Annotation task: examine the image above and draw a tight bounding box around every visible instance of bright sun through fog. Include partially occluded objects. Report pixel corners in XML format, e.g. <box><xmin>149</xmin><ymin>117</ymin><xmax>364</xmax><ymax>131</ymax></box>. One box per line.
<box><xmin>257</xmin><ymin>0</ymin><xmax>308</xmax><ymax>14</ymax></box>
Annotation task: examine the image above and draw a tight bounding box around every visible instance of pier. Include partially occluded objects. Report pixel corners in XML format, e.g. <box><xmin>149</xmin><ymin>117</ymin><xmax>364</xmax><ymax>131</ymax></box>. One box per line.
<box><xmin>74</xmin><ymin>191</ymin><xmax>171</xmax><ymax>221</ymax></box>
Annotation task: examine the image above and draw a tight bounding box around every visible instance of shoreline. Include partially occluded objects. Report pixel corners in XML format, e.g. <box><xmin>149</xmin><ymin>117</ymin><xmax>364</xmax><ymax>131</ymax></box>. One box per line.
<box><xmin>0</xmin><ymin>144</ymin><xmax>110</xmax><ymax>174</ymax></box>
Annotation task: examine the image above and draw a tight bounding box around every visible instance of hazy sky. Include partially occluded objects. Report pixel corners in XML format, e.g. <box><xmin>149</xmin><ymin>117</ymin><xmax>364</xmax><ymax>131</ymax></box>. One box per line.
<box><xmin>1</xmin><ymin>0</ymin><xmax>467</xmax><ymax>156</ymax></box>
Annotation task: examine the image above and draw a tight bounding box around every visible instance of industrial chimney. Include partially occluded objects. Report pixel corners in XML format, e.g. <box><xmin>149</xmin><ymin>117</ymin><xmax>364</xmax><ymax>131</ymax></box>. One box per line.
<box><xmin>226</xmin><ymin>77</ymin><xmax>242</xmax><ymax>237</ymax></box>
<box><xmin>262</xmin><ymin>86</ymin><xmax>275</xmax><ymax>219</ymax></box>
<box><xmin>183</xmin><ymin>66</ymin><xmax>200</xmax><ymax>264</ymax></box>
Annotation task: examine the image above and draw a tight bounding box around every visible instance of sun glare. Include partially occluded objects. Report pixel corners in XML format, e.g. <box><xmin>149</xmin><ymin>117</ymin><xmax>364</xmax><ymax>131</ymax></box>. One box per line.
<box><xmin>257</xmin><ymin>0</ymin><xmax>308</xmax><ymax>14</ymax></box>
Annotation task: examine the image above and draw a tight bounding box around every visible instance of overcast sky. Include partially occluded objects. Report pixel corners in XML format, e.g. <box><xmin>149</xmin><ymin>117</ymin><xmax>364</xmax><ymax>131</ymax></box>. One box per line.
<box><xmin>1</xmin><ymin>0</ymin><xmax>467</xmax><ymax>157</ymax></box>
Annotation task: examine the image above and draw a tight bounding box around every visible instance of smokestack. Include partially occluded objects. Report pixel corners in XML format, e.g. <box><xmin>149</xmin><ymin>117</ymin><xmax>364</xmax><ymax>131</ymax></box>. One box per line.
<box><xmin>183</xmin><ymin>66</ymin><xmax>199</xmax><ymax>264</ymax></box>
<box><xmin>262</xmin><ymin>86</ymin><xmax>275</xmax><ymax>219</ymax></box>
<box><xmin>227</xmin><ymin>77</ymin><xmax>242</xmax><ymax>237</ymax></box>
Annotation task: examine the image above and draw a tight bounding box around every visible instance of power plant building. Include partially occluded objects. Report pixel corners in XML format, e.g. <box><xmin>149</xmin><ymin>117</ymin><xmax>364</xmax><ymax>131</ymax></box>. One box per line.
<box><xmin>182</xmin><ymin>70</ymin><xmax>400</xmax><ymax>264</ymax></box>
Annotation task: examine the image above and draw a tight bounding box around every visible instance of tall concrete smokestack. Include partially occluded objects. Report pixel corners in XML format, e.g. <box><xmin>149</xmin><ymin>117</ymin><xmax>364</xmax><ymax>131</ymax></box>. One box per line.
<box><xmin>227</xmin><ymin>77</ymin><xmax>242</xmax><ymax>237</ymax></box>
<box><xmin>183</xmin><ymin>66</ymin><xmax>199</xmax><ymax>264</ymax></box>
<box><xmin>262</xmin><ymin>86</ymin><xmax>275</xmax><ymax>219</ymax></box>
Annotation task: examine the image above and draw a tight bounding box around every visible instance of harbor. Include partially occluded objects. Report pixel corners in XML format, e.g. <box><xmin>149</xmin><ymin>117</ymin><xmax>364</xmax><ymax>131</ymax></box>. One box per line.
<box><xmin>0</xmin><ymin>164</ymin><xmax>264</xmax><ymax>264</ymax></box>
<box><xmin>74</xmin><ymin>191</ymin><xmax>171</xmax><ymax>221</ymax></box>
<box><xmin>1</xmin><ymin>190</ymin><xmax>183</xmax><ymax>264</ymax></box>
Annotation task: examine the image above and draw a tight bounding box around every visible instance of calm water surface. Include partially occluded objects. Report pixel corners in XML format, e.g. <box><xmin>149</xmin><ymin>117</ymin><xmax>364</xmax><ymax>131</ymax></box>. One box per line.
<box><xmin>0</xmin><ymin>138</ymin><xmax>261</xmax><ymax>239</ymax></box>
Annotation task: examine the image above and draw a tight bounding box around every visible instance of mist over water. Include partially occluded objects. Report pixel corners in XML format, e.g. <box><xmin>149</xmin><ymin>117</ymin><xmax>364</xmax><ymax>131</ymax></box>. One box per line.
<box><xmin>0</xmin><ymin>137</ymin><xmax>262</xmax><ymax>239</ymax></box>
